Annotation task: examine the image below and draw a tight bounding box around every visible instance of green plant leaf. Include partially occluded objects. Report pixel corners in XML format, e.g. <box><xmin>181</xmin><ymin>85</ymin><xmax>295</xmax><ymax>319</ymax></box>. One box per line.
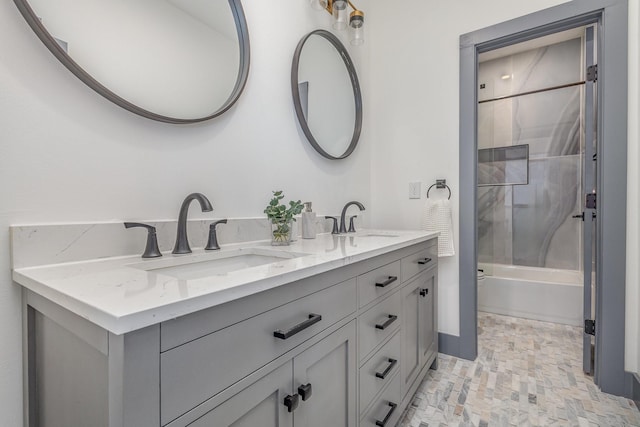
<box><xmin>265</xmin><ymin>191</ymin><xmax>308</xmax><ymax>230</ymax></box>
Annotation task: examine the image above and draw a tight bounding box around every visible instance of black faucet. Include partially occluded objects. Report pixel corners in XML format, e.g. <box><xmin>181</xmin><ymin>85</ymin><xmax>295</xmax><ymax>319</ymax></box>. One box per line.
<box><xmin>172</xmin><ymin>193</ymin><xmax>213</xmax><ymax>254</ymax></box>
<box><xmin>339</xmin><ymin>201</ymin><xmax>365</xmax><ymax>234</ymax></box>
<box><xmin>205</xmin><ymin>219</ymin><xmax>227</xmax><ymax>251</ymax></box>
<box><xmin>124</xmin><ymin>222</ymin><xmax>162</xmax><ymax>258</ymax></box>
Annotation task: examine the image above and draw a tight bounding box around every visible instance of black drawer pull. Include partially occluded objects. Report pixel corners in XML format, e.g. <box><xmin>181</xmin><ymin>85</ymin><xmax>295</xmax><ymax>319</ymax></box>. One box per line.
<box><xmin>273</xmin><ymin>314</ymin><xmax>322</xmax><ymax>340</ymax></box>
<box><xmin>417</xmin><ymin>257</ymin><xmax>432</xmax><ymax>265</ymax></box>
<box><xmin>283</xmin><ymin>394</ymin><xmax>299</xmax><ymax>412</ymax></box>
<box><xmin>298</xmin><ymin>383</ymin><xmax>312</xmax><ymax>401</ymax></box>
<box><xmin>375</xmin><ymin>358</ymin><xmax>398</xmax><ymax>379</ymax></box>
<box><xmin>375</xmin><ymin>402</ymin><xmax>397</xmax><ymax>427</ymax></box>
<box><xmin>375</xmin><ymin>315</ymin><xmax>398</xmax><ymax>331</ymax></box>
<box><xmin>375</xmin><ymin>276</ymin><xmax>398</xmax><ymax>288</ymax></box>
<box><xmin>420</xmin><ymin>288</ymin><xmax>429</xmax><ymax>297</ymax></box>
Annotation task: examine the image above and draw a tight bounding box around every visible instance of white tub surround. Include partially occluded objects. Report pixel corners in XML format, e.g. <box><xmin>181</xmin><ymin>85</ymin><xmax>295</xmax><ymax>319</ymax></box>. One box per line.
<box><xmin>478</xmin><ymin>263</ymin><xmax>583</xmax><ymax>326</ymax></box>
<box><xmin>12</xmin><ymin>223</ymin><xmax>436</xmax><ymax>335</ymax></box>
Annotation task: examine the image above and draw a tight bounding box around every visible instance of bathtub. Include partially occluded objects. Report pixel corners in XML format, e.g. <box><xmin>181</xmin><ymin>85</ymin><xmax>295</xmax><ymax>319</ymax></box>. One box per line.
<box><xmin>477</xmin><ymin>263</ymin><xmax>583</xmax><ymax>326</ymax></box>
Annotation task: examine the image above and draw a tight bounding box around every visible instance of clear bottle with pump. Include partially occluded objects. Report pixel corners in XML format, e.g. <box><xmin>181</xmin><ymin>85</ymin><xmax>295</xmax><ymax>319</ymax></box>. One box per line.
<box><xmin>301</xmin><ymin>202</ymin><xmax>317</xmax><ymax>239</ymax></box>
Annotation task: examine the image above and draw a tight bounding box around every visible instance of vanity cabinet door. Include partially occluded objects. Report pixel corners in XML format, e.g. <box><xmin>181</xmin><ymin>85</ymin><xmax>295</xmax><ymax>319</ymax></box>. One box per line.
<box><xmin>293</xmin><ymin>321</ymin><xmax>357</xmax><ymax>427</ymax></box>
<box><xmin>401</xmin><ymin>268</ymin><xmax>436</xmax><ymax>398</ymax></box>
<box><xmin>187</xmin><ymin>362</ymin><xmax>293</xmax><ymax>427</ymax></box>
<box><xmin>161</xmin><ymin>279</ymin><xmax>356</xmax><ymax>424</ymax></box>
<box><xmin>420</xmin><ymin>268</ymin><xmax>437</xmax><ymax>368</ymax></box>
<box><xmin>401</xmin><ymin>277</ymin><xmax>421</xmax><ymax>397</ymax></box>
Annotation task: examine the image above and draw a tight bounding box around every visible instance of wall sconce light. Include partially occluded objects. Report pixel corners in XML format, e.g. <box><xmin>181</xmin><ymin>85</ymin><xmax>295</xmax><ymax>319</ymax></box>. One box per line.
<box><xmin>310</xmin><ymin>0</ymin><xmax>365</xmax><ymax>45</ymax></box>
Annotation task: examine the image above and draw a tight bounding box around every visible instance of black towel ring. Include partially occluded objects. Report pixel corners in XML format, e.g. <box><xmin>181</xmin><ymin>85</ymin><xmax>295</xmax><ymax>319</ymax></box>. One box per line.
<box><xmin>426</xmin><ymin>179</ymin><xmax>451</xmax><ymax>200</ymax></box>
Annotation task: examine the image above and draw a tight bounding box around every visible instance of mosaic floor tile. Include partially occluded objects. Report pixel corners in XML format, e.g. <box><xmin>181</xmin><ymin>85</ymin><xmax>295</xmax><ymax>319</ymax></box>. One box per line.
<box><xmin>398</xmin><ymin>312</ymin><xmax>640</xmax><ymax>427</ymax></box>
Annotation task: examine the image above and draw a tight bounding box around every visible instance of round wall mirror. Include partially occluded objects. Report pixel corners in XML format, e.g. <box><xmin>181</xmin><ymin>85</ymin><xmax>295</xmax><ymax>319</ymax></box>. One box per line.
<box><xmin>14</xmin><ymin>0</ymin><xmax>250</xmax><ymax>124</ymax></box>
<box><xmin>291</xmin><ymin>30</ymin><xmax>362</xmax><ymax>160</ymax></box>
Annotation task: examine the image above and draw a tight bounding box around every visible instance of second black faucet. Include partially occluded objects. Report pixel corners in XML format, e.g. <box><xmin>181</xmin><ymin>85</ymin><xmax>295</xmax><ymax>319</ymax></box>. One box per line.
<box><xmin>173</xmin><ymin>193</ymin><xmax>213</xmax><ymax>254</ymax></box>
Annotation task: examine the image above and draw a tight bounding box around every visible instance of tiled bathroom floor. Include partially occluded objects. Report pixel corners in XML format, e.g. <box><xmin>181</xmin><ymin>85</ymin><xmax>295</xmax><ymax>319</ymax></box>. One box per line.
<box><xmin>398</xmin><ymin>312</ymin><xmax>640</xmax><ymax>427</ymax></box>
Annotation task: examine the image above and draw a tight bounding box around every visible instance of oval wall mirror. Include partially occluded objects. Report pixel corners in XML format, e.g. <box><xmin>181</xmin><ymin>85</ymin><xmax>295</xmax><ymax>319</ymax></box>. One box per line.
<box><xmin>291</xmin><ymin>30</ymin><xmax>362</xmax><ymax>160</ymax></box>
<box><xmin>14</xmin><ymin>0</ymin><xmax>250</xmax><ymax>124</ymax></box>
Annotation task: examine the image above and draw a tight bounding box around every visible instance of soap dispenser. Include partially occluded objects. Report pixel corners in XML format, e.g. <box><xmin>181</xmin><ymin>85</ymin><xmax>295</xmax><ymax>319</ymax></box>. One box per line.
<box><xmin>301</xmin><ymin>202</ymin><xmax>317</xmax><ymax>239</ymax></box>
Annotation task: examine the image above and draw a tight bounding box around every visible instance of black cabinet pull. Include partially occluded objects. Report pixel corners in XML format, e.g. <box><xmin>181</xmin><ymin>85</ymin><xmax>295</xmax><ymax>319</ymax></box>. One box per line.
<box><xmin>273</xmin><ymin>314</ymin><xmax>322</xmax><ymax>340</ymax></box>
<box><xmin>283</xmin><ymin>394</ymin><xmax>299</xmax><ymax>412</ymax></box>
<box><xmin>417</xmin><ymin>257</ymin><xmax>432</xmax><ymax>265</ymax></box>
<box><xmin>375</xmin><ymin>402</ymin><xmax>397</xmax><ymax>427</ymax></box>
<box><xmin>375</xmin><ymin>276</ymin><xmax>398</xmax><ymax>288</ymax></box>
<box><xmin>375</xmin><ymin>358</ymin><xmax>397</xmax><ymax>379</ymax></box>
<box><xmin>375</xmin><ymin>315</ymin><xmax>398</xmax><ymax>331</ymax></box>
<box><xmin>298</xmin><ymin>383</ymin><xmax>312</xmax><ymax>401</ymax></box>
<box><xmin>420</xmin><ymin>288</ymin><xmax>429</xmax><ymax>297</ymax></box>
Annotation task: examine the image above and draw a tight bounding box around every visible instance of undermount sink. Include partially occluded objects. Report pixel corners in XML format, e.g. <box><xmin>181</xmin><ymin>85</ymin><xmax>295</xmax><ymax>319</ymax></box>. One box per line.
<box><xmin>358</xmin><ymin>233</ymin><xmax>400</xmax><ymax>238</ymax></box>
<box><xmin>129</xmin><ymin>248</ymin><xmax>308</xmax><ymax>280</ymax></box>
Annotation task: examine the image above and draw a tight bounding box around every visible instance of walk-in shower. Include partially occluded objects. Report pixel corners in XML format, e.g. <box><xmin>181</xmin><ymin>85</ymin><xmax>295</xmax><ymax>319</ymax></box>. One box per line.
<box><xmin>476</xmin><ymin>28</ymin><xmax>590</xmax><ymax>326</ymax></box>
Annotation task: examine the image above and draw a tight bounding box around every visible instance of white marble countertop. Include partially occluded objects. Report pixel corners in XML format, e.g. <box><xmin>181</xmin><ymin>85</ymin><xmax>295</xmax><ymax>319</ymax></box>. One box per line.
<box><xmin>13</xmin><ymin>229</ymin><xmax>437</xmax><ymax>335</ymax></box>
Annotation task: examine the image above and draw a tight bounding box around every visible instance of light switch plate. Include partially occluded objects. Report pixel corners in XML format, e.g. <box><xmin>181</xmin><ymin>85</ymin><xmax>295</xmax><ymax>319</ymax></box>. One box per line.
<box><xmin>409</xmin><ymin>182</ymin><xmax>421</xmax><ymax>199</ymax></box>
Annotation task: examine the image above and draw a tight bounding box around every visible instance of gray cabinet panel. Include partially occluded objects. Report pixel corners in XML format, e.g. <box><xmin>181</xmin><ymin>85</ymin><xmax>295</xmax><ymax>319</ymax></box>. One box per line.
<box><xmin>161</xmin><ymin>279</ymin><xmax>356</xmax><ymax>424</ymax></box>
<box><xmin>421</xmin><ymin>269</ymin><xmax>437</xmax><ymax>366</ymax></box>
<box><xmin>359</xmin><ymin>372</ymin><xmax>402</xmax><ymax>427</ymax></box>
<box><xmin>400</xmin><ymin>241</ymin><xmax>438</xmax><ymax>283</ymax></box>
<box><xmin>359</xmin><ymin>331</ymin><xmax>401</xmax><ymax>415</ymax></box>
<box><xmin>161</xmin><ymin>266</ymin><xmax>365</xmax><ymax>352</ymax></box>
<box><xmin>121</xmin><ymin>326</ymin><xmax>161</xmax><ymax>427</ymax></box>
<box><xmin>358</xmin><ymin>291</ymin><xmax>401</xmax><ymax>361</ymax></box>
<box><xmin>180</xmin><ymin>322</ymin><xmax>357</xmax><ymax>427</ymax></box>
<box><xmin>401</xmin><ymin>268</ymin><xmax>438</xmax><ymax>399</ymax></box>
<box><xmin>33</xmin><ymin>310</ymin><xmax>109</xmax><ymax>427</ymax></box>
<box><xmin>187</xmin><ymin>361</ymin><xmax>293</xmax><ymax>427</ymax></box>
<box><xmin>357</xmin><ymin>261</ymin><xmax>401</xmax><ymax>308</ymax></box>
<box><xmin>401</xmin><ymin>280</ymin><xmax>421</xmax><ymax>396</ymax></box>
<box><xmin>293</xmin><ymin>321</ymin><xmax>357</xmax><ymax>427</ymax></box>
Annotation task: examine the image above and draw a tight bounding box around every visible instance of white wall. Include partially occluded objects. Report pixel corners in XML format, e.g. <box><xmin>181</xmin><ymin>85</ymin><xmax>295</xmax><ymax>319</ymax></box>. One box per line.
<box><xmin>367</xmin><ymin>0</ymin><xmax>571</xmax><ymax>336</ymax></box>
<box><xmin>626</xmin><ymin>0</ymin><xmax>640</xmax><ymax>375</ymax></box>
<box><xmin>367</xmin><ymin>0</ymin><xmax>639</xmax><ymax>341</ymax></box>
<box><xmin>0</xmin><ymin>2</ymin><xmax>371</xmax><ymax>425</ymax></box>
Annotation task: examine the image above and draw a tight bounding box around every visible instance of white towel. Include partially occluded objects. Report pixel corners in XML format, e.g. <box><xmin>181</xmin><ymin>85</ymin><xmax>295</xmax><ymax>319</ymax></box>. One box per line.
<box><xmin>421</xmin><ymin>199</ymin><xmax>455</xmax><ymax>257</ymax></box>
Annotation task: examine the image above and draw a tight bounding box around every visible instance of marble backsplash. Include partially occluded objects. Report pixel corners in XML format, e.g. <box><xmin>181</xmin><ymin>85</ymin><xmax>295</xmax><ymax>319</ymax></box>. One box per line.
<box><xmin>10</xmin><ymin>216</ymin><xmax>341</xmax><ymax>269</ymax></box>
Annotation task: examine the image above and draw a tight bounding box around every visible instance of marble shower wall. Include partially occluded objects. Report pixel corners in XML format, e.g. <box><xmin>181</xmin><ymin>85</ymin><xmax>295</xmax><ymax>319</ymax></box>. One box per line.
<box><xmin>478</xmin><ymin>37</ymin><xmax>583</xmax><ymax>270</ymax></box>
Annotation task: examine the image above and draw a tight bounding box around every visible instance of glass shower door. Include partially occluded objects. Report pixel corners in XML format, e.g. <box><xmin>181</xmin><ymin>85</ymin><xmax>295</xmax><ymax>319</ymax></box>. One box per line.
<box><xmin>477</xmin><ymin>34</ymin><xmax>584</xmax><ymax>271</ymax></box>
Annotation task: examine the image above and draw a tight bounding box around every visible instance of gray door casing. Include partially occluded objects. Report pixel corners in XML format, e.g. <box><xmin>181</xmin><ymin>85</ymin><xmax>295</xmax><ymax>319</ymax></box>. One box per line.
<box><xmin>458</xmin><ymin>0</ymin><xmax>628</xmax><ymax>396</ymax></box>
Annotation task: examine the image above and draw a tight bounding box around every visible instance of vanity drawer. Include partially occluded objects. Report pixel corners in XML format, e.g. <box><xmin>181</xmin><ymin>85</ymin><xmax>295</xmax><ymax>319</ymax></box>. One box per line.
<box><xmin>160</xmin><ymin>278</ymin><xmax>357</xmax><ymax>425</ymax></box>
<box><xmin>357</xmin><ymin>260</ymin><xmax>401</xmax><ymax>308</ymax></box>
<box><xmin>360</xmin><ymin>371</ymin><xmax>402</xmax><ymax>427</ymax></box>
<box><xmin>401</xmin><ymin>239</ymin><xmax>438</xmax><ymax>282</ymax></box>
<box><xmin>359</xmin><ymin>331</ymin><xmax>401</xmax><ymax>415</ymax></box>
<box><xmin>358</xmin><ymin>290</ymin><xmax>401</xmax><ymax>361</ymax></box>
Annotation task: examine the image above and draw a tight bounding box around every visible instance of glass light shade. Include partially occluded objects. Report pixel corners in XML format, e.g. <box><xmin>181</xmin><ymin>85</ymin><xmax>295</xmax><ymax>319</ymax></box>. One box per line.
<box><xmin>332</xmin><ymin>0</ymin><xmax>348</xmax><ymax>30</ymax></box>
<box><xmin>350</xmin><ymin>27</ymin><xmax>364</xmax><ymax>45</ymax></box>
<box><xmin>310</xmin><ymin>0</ymin><xmax>328</xmax><ymax>11</ymax></box>
<box><xmin>349</xmin><ymin>13</ymin><xmax>364</xmax><ymax>45</ymax></box>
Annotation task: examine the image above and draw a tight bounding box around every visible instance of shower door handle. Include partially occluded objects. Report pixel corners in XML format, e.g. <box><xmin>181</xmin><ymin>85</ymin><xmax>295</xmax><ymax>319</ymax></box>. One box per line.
<box><xmin>572</xmin><ymin>213</ymin><xmax>584</xmax><ymax>221</ymax></box>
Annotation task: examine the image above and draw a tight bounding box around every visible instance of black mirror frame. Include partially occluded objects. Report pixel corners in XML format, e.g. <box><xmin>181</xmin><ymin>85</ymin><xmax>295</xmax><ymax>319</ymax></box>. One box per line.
<box><xmin>13</xmin><ymin>0</ymin><xmax>250</xmax><ymax>124</ymax></box>
<box><xmin>291</xmin><ymin>30</ymin><xmax>362</xmax><ymax>160</ymax></box>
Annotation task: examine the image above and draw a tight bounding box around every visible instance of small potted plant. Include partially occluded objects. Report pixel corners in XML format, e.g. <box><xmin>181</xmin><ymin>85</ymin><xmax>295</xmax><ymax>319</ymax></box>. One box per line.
<box><xmin>264</xmin><ymin>191</ymin><xmax>304</xmax><ymax>245</ymax></box>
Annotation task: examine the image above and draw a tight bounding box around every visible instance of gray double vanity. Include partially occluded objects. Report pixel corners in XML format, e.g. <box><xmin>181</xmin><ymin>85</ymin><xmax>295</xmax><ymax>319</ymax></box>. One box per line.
<box><xmin>12</xmin><ymin>220</ymin><xmax>438</xmax><ymax>427</ymax></box>
<box><xmin>11</xmin><ymin>0</ymin><xmax>439</xmax><ymax>425</ymax></box>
